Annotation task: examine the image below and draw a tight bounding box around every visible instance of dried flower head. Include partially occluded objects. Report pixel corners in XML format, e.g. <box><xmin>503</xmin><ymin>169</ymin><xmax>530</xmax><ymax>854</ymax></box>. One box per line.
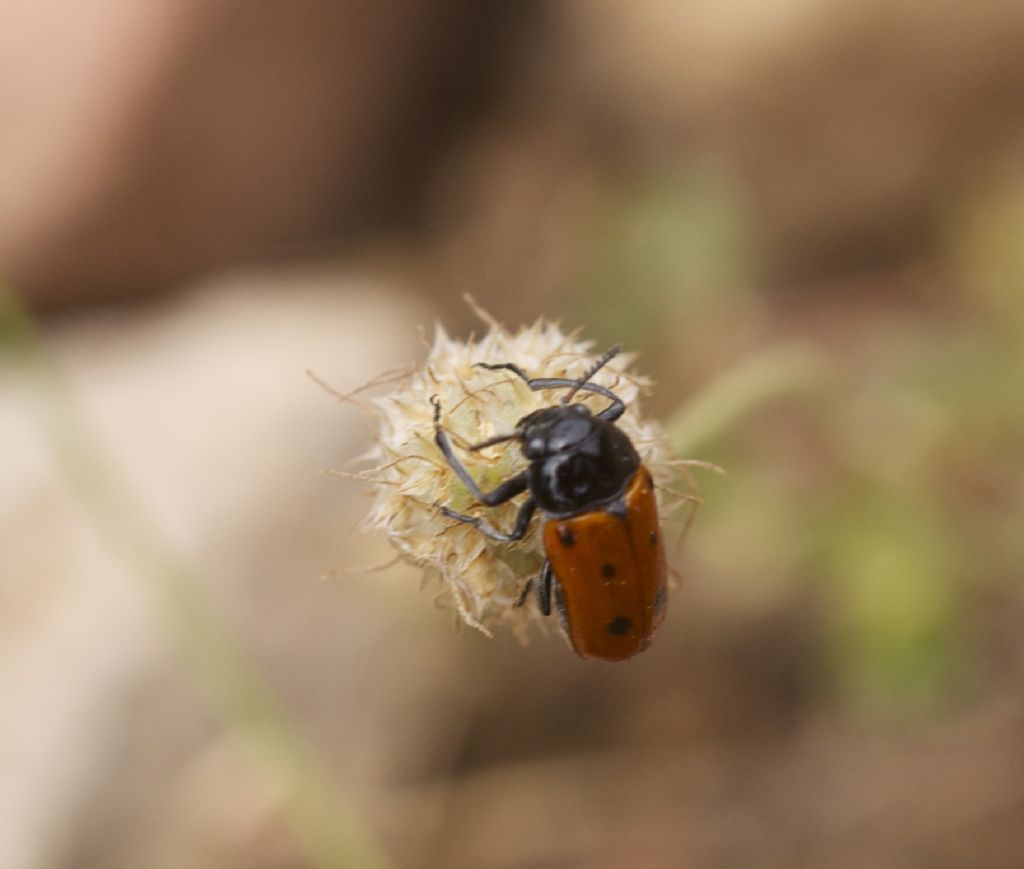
<box><xmin>358</xmin><ymin>309</ymin><xmax>674</xmax><ymax>640</ymax></box>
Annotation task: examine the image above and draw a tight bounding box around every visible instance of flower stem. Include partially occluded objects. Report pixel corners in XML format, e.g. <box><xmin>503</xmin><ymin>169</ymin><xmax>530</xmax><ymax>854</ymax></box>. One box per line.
<box><xmin>665</xmin><ymin>343</ymin><xmax>831</xmax><ymax>455</ymax></box>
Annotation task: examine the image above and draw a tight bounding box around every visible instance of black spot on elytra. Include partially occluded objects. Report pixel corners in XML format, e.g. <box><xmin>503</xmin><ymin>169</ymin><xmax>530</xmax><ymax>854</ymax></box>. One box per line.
<box><xmin>601</xmin><ymin>563</ymin><xmax>616</xmax><ymax>579</ymax></box>
<box><xmin>607</xmin><ymin>616</ymin><xmax>632</xmax><ymax>635</ymax></box>
<box><xmin>649</xmin><ymin>530</ymin><xmax>657</xmax><ymax>545</ymax></box>
<box><xmin>557</xmin><ymin>525</ymin><xmax>575</xmax><ymax>547</ymax></box>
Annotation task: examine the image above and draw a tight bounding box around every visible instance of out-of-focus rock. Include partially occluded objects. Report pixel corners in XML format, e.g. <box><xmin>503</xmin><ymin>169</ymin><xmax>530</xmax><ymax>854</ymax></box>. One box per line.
<box><xmin>0</xmin><ymin>1</ymin><xmax>521</xmax><ymax>307</ymax></box>
<box><xmin>0</xmin><ymin>270</ymin><xmax>448</xmax><ymax>868</ymax></box>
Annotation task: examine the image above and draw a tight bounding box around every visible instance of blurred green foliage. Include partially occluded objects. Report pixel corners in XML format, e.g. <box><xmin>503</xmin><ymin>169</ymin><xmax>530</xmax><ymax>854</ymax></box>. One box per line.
<box><xmin>571</xmin><ymin>168</ymin><xmax>1024</xmax><ymax>724</ymax></box>
<box><xmin>574</xmin><ymin>164</ymin><xmax>752</xmax><ymax>361</ymax></box>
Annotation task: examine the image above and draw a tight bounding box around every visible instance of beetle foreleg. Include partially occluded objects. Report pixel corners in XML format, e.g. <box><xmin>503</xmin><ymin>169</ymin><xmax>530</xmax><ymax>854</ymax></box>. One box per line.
<box><xmin>472</xmin><ymin>365</ymin><xmax>626</xmax><ymax>421</ymax></box>
<box><xmin>432</xmin><ymin>396</ymin><xmax>529</xmax><ymax>506</ymax></box>
<box><xmin>474</xmin><ymin>361</ymin><xmax>531</xmax><ymax>381</ymax></box>
<box><xmin>440</xmin><ymin>497</ymin><xmax>536</xmax><ymax>543</ymax></box>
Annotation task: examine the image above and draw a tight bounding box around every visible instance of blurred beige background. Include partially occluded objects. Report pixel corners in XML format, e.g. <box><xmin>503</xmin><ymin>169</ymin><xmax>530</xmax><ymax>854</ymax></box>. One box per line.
<box><xmin>2</xmin><ymin>2</ymin><xmax>1024</xmax><ymax>868</ymax></box>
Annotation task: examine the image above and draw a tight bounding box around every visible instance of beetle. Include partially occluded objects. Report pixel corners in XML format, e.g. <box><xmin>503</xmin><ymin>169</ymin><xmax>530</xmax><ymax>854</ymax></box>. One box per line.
<box><xmin>431</xmin><ymin>345</ymin><xmax>667</xmax><ymax>661</ymax></box>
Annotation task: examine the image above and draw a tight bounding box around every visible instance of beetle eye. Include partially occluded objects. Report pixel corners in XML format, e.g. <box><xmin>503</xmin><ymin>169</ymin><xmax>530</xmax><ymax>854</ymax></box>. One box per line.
<box><xmin>524</xmin><ymin>438</ymin><xmax>544</xmax><ymax>457</ymax></box>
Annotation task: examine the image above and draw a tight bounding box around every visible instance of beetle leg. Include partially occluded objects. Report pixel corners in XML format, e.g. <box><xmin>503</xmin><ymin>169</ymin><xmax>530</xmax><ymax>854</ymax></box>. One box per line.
<box><xmin>474</xmin><ymin>361</ymin><xmax>531</xmax><ymax>381</ymax></box>
<box><xmin>533</xmin><ymin>560</ymin><xmax>551</xmax><ymax>616</ymax></box>
<box><xmin>440</xmin><ymin>497</ymin><xmax>536</xmax><ymax>543</ymax></box>
<box><xmin>473</xmin><ymin>365</ymin><xmax>625</xmax><ymax>421</ymax></box>
<box><xmin>432</xmin><ymin>396</ymin><xmax>529</xmax><ymax>506</ymax></box>
<box><xmin>593</xmin><ymin>394</ymin><xmax>625</xmax><ymax>422</ymax></box>
<box><xmin>529</xmin><ymin>377</ymin><xmax>625</xmax><ymax>422</ymax></box>
<box><xmin>513</xmin><ymin>561</ymin><xmax>553</xmax><ymax>615</ymax></box>
<box><xmin>550</xmin><ymin>573</ymin><xmax>569</xmax><ymax>635</ymax></box>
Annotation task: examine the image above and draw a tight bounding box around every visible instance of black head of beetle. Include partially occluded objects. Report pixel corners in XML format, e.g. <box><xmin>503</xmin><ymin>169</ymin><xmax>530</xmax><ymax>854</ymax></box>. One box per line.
<box><xmin>511</xmin><ymin>403</ymin><xmax>640</xmax><ymax>518</ymax></box>
<box><xmin>435</xmin><ymin>345</ymin><xmax>642</xmax><ymax>522</ymax></box>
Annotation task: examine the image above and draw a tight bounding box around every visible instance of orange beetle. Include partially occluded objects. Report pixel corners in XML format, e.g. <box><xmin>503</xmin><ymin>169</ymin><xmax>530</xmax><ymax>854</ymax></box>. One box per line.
<box><xmin>432</xmin><ymin>346</ymin><xmax>667</xmax><ymax>661</ymax></box>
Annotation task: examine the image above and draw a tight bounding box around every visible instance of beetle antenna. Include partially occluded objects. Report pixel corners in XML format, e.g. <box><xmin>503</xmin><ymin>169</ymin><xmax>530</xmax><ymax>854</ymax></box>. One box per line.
<box><xmin>562</xmin><ymin>345</ymin><xmax>621</xmax><ymax>404</ymax></box>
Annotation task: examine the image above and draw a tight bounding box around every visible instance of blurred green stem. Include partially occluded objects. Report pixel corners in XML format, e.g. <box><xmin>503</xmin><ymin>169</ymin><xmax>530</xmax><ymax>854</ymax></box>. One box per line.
<box><xmin>0</xmin><ymin>284</ymin><xmax>392</xmax><ymax>869</ymax></box>
<box><xmin>665</xmin><ymin>344</ymin><xmax>830</xmax><ymax>455</ymax></box>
